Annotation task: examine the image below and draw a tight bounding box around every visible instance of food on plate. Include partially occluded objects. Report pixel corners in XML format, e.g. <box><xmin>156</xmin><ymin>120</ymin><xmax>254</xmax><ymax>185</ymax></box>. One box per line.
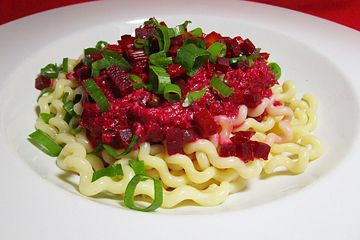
<box><xmin>29</xmin><ymin>18</ymin><xmax>323</xmax><ymax>211</ymax></box>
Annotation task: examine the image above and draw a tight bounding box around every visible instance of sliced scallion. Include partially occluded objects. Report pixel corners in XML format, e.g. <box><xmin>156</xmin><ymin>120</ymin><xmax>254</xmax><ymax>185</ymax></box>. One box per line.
<box><xmin>84</xmin><ymin>47</ymin><xmax>101</xmax><ymax>56</ymax></box>
<box><xmin>183</xmin><ymin>38</ymin><xmax>206</xmax><ymax>49</ymax></box>
<box><xmin>134</xmin><ymin>39</ymin><xmax>146</xmax><ymax>49</ymax></box>
<box><xmin>129</xmin><ymin>159</ymin><xmax>146</xmax><ymax>175</ymax></box>
<box><xmin>28</xmin><ymin>129</ymin><xmax>62</xmax><ymax>157</ymax></box>
<box><xmin>182</xmin><ymin>88</ymin><xmax>206</xmax><ymax>107</ymax></box>
<box><xmin>40</xmin><ymin>64</ymin><xmax>59</xmax><ymax>78</ymax></box>
<box><xmin>210</xmin><ymin>75</ymin><xmax>234</xmax><ymax>97</ymax></box>
<box><xmin>149</xmin><ymin>51</ymin><xmax>172</xmax><ymax>67</ymax></box>
<box><xmin>95</xmin><ymin>40</ymin><xmax>108</xmax><ymax>50</ymax></box>
<box><xmin>189</xmin><ymin>27</ymin><xmax>203</xmax><ymax>37</ymax></box>
<box><xmin>149</xmin><ymin>65</ymin><xmax>171</xmax><ymax>93</ymax></box>
<box><xmin>103</xmin><ymin>135</ymin><xmax>139</xmax><ymax>159</ymax></box>
<box><xmin>124</xmin><ymin>174</ymin><xmax>163</xmax><ymax>212</ymax></box>
<box><xmin>91</xmin><ymin>164</ymin><xmax>123</xmax><ymax>182</ymax></box>
<box><xmin>128</xmin><ymin>74</ymin><xmax>143</xmax><ymax>89</ymax></box>
<box><xmin>39</xmin><ymin>113</ymin><xmax>54</xmax><ymax>124</ymax></box>
<box><xmin>163</xmin><ymin>84</ymin><xmax>182</xmax><ymax>103</ymax></box>
<box><xmin>268</xmin><ymin>62</ymin><xmax>281</xmax><ymax>80</ymax></box>
<box><xmin>83</xmin><ymin>79</ymin><xmax>110</xmax><ymax>112</ymax></box>
<box><xmin>175</xmin><ymin>43</ymin><xmax>209</xmax><ymax>76</ymax></box>
<box><xmin>63</xmin><ymin>101</ymin><xmax>76</xmax><ymax>117</ymax></box>
<box><xmin>37</xmin><ymin>87</ymin><xmax>54</xmax><ymax>101</ymax></box>
<box><xmin>102</xmin><ymin>50</ymin><xmax>132</xmax><ymax>71</ymax></box>
<box><xmin>170</xmin><ymin>20</ymin><xmax>191</xmax><ymax>38</ymax></box>
<box><xmin>156</xmin><ymin>25</ymin><xmax>171</xmax><ymax>52</ymax></box>
<box><xmin>91</xmin><ymin>58</ymin><xmax>111</xmax><ymax>77</ymax></box>
<box><xmin>62</xmin><ymin>58</ymin><xmax>69</xmax><ymax>73</ymax></box>
<box><xmin>207</xmin><ymin>42</ymin><xmax>227</xmax><ymax>63</ymax></box>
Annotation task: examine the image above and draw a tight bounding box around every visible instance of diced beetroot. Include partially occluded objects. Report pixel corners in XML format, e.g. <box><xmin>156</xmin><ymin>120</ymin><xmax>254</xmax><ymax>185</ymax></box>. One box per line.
<box><xmin>135</xmin><ymin>26</ymin><xmax>156</xmax><ymax>39</ymax></box>
<box><xmin>166</xmin><ymin>128</ymin><xmax>184</xmax><ymax>155</ymax></box>
<box><xmin>73</xmin><ymin>62</ymin><xmax>91</xmax><ymax>83</ymax></box>
<box><xmin>231</xmin><ymin>131</ymin><xmax>255</xmax><ymax>143</ymax></box>
<box><xmin>35</xmin><ymin>75</ymin><xmax>51</xmax><ymax>90</ymax></box>
<box><xmin>166</xmin><ymin>64</ymin><xmax>186</xmax><ymax>78</ymax></box>
<box><xmin>260</xmin><ymin>52</ymin><xmax>270</xmax><ymax>60</ymax></box>
<box><xmin>243</xmin><ymin>92</ymin><xmax>261</xmax><ymax>108</ymax></box>
<box><xmin>236</xmin><ymin>142</ymin><xmax>254</xmax><ymax>161</ymax></box>
<box><xmin>145</xmin><ymin>123</ymin><xmax>164</xmax><ymax>142</ymax></box>
<box><xmin>193</xmin><ymin>108</ymin><xmax>219</xmax><ymax>137</ymax></box>
<box><xmin>253</xmin><ymin>111</ymin><xmax>268</xmax><ymax>122</ymax></box>
<box><xmin>218</xmin><ymin>142</ymin><xmax>237</xmax><ymax>157</ymax></box>
<box><xmin>106</xmin><ymin>64</ymin><xmax>132</xmax><ymax>96</ymax></box>
<box><xmin>204</xmin><ymin>31</ymin><xmax>222</xmax><ymax>48</ymax></box>
<box><xmin>215</xmin><ymin>57</ymin><xmax>231</xmax><ymax>73</ymax></box>
<box><xmin>234</xmin><ymin>36</ymin><xmax>244</xmax><ymax>45</ymax></box>
<box><xmin>251</xmin><ymin>141</ymin><xmax>271</xmax><ymax>160</ymax></box>
<box><xmin>86</xmin><ymin>52</ymin><xmax>103</xmax><ymax>62</ymax></box>
<box><xmin>104</xmin><ymin>44</ymin><xmax>122</xmax><ymax>54</ymax></box>
<box><xmin>125</xmin><ymin>49</ymin><xmax>148</xmax><ymax>62</ymax></box>
<box><xmin>230</xmin><ymin>38</ymin><xmax>242</xmax><ymax>56</ymax></box>
<box><xmin>273</xmin><ymin>100</ymin><xmax>282</xmax><ymax>106</ymax></box>
<box><xmin>182</xmin><ymin>129</ymin><xmax>198</xmax><ymax>143</ymax></box>
<box><xmin>118</xmin><ymin>35</ymin><xmax>135</xmax><ymax>50</ymax></box>
<box><xmin>241</xmin><ymin>38</ymin><xmax>256</xmax><ymax>56</ymax></box>
<box><xmin>65</xmin><ymin>72</ymin><xmax>74</xmax><ymax>80</ymax></box>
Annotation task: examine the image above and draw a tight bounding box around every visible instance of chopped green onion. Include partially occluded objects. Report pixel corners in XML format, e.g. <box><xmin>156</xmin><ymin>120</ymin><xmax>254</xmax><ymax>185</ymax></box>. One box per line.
<box><xmin>170</xmin><ymin>20</ymin><xmax>191</xmax><ymax>38</ymax></box>
<box><xmin>69</xmin><ymin>117</ymin><xmax>83</xmax><ymax>134</ymax></box>
<box><xmin>183</xmin><ymin>38</ymin><xmax>206</xmax><ymax>49</ymax></box>
<box><xmin>103</xmin><ymin>135</ymin><xmax>139</xmax><ymax>159</ymax></box>
<box><xmin>91</xmin><ymin>164</ymin><xmax>123</xmax><ymax>182</ymax></box>
<box><xmin>268</xmin><ymin>62</ymin><xmax>281</xmax><ymax>80</ymax></box>
<box><xmin>37</xmin><ymin>87</ymin><xmax>54</xmax><ymax>101</ymax></box>
<box><xmin>102</xmin><ymin>50</ymin><xmax>132</xmax><ymax>71</ymax></box>
<box><xmin>163</xmin><ymin>84</ymin><xmax>182</xmax><ymax>103</ymax></box>
<box><xmin>62</xmin><ymin>92</ymin><xmax>69</xmax><ymax>103</ymax></box>
<box><xmin>148</xmin><ymin>65</ymin><xmax>171</xmax><ymax>93</ymax></box>
<box><xmin>95</xmin><ymin>40</ymin><xmax>108</xmax><ymax>50</ymax></box>
<box><xmin>182</xmin><ymin>88</ymin><xmax>206</xmax><ymax>107</ymax></box>
<box><xmin>189</xmin><ymin>27</ymin><xmax>203</xmax><ymax>37</ymax></box>
<box><xmin>149</xmin><ymin>51</ymin><xmax>172</xmax><ymax>67</ymax></box>
<box><xmin>134</xmin><ymin>39</ymin><xmax>146</xmax><ymax>49</ymax></box>
<box><xmin>176</xmin><ymin>43</ymin><xmax>209</xmax><ymax>76</ymax></box>
<box><xmin>39</xmin><ymin>113</ymin><xmax>54</xmax><ymax>124</ymax></box>
<box><xmin>84</xmin><ymin>47</ymin><xmax>101</xmax><ymax>55</ymax></box>
<box><xmin>63</xmin><ymin>101</ymin><xmax>76</xmax><ymax>117</ymax></box>
<box><xmin>62</xmin><ymin>58</ymin><xmax>69</xmax><ymax>73</ymax></box>
<box><xmin>230</xmin><ymin>55</ymin><xmax>247</xmax><ymax>65</ymax></box>
<box><xmin>83</xmin><ymin>79</ymin><xmax>110</xmax><ymax>112</ymax></box>
<box><xmin>40</xmin><ymin>64</ymin><xmax>59</xmax><ymax>78</ymax></box>
<box><xmin>88</xmin><ymin>144</ymin><xmax>104</xmax><ymax>154</ymax></box>
<box><xmin>129</xmin><ymin>74</ymin><xmax>143</xmax><ymax>89</ymax></box>
<box><xmin>91</xmin><ymin>58</ymin><xmax>111</xmax><ymax>77</ymax></box>
<box><xmin>210</xmin><ymin>75</ymin><xmax>234</xmax><ymax>97</ymax></box>
<box><xmin>207</xmin><ymin>42</ymin><xmax>227</xmax><ymax>63</ymax></box>
<box><xmin>156</xmin><ymin>25</ymin><xmax>171</xmax><ymax>52</ymax></box>
<box><xmin>28</xmin><ymin>129</ymin><xmax>62</xmax><ymax>157</ymax></box>
<box><xmin>129</xmin><ymin>159</ymin><xmax>146</xmax><ymax>175</ymax></box>
<box><xmin>144</xmin><ymin>17</ymin><xmax>160</xmax><ymax>27</ymax></box>
<box><xmin>124</xmin><ymin>174</ymin><xmax>163</xmax><ymax>212</ymax></box>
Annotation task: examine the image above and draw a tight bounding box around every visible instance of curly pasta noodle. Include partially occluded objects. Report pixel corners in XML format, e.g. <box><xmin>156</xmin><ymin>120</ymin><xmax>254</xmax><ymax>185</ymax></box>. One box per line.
<box><xmin>35</xmin><ymin>74</ymin><xmax>323</xmax><ymax>208</ymax></box>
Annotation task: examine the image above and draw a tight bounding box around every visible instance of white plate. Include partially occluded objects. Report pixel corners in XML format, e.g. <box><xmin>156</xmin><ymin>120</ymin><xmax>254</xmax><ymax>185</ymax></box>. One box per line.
<box><xmin>1</xmin><ymin>0</ymin><xmax>359</xmax><ymax>239</ymax></box>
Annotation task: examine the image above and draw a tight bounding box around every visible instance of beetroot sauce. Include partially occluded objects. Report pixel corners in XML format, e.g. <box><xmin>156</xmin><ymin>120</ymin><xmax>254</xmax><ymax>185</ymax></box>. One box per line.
<box><xmin>71</xmin><ymin>19</ymin><xmax>277</xmax><ymax>161</ymax></box>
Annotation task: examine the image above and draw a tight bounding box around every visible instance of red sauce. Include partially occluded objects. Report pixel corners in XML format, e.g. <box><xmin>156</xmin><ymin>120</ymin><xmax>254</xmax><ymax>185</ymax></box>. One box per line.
<box><xmin>73</xmin><ymin>20</ymin><xmax>277</xmax><ymax>159</ymax></box>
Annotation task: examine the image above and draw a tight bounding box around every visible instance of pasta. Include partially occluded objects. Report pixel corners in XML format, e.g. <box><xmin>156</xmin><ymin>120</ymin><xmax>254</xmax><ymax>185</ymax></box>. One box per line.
<box><xmin>30</xmin><ymin>18</ymin><xmax>323</xmax><ymax>211</ymax></box>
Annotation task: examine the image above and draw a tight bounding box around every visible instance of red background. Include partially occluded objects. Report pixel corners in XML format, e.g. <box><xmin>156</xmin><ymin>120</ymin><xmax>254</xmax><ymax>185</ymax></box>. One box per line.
<box><xmin>0</xmin><ymin>0</ymin><xmax>359</xmax><ymax>31</ymax></box>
